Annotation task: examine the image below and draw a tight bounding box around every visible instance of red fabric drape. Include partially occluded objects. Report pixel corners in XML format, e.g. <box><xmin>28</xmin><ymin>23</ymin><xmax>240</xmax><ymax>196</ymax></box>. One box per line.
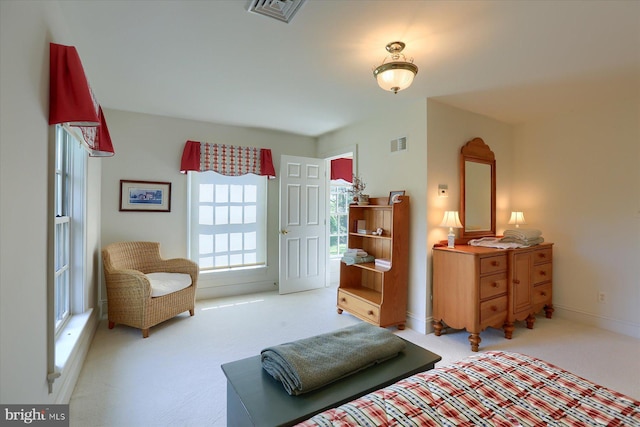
<box><xmin>331</xmin><ymin>158</ymin><xmax>352</xmax><ymax>182</ymax></box>
<box><xmin>49</xmin><ymin>43</ymin><xmax>114</xmax><ymax>157</ymax></box>
<box><xmin>180</xmin><ymin>141</ymin><xmax>276</xmax><ymax>179</ymax></box>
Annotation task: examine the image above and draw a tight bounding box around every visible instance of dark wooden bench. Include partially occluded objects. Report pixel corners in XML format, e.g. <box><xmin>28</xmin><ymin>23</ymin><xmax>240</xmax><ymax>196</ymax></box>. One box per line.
<box><xmin>221</xmin><ymin>338</ymin><xmax>441</xmax><ymax>427</ymax></box>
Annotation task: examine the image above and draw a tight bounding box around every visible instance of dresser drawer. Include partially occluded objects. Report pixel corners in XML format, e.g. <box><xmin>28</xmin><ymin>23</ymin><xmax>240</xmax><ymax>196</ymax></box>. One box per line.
<box><xmin>533</xmin><ymin>283</ymin><xmax>552</xmax><ymax>305</ymax></box>
<box><xmin>479</xmin><ymin>273</ymin><xmax>508</xmax><ymax>300</ymax></box>
<box><xmin>338</xmin><ymin>291</ymin><xmax>380</xmax><ymax>323</ymax></box>
<box><xmin>532</xmin><ymin>247</ymin><xmax>552</xmax><ymax>265</ymax></box>
<box><xmin>480</xmin><ymin>296</ymin><xmax>507</xmax><ymax>325</ymax></box>
<box><xmin>532</xmin><ymin>263</ymin><xmax>552</xmax><ymax>285</ymax></box>
<box><xmin>480</xmin><ymin>255</ymin><xmax>507</xmax><ymax>275</ymax></box>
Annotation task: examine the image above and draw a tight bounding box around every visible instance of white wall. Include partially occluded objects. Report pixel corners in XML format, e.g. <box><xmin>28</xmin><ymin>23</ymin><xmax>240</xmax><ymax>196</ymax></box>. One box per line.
<box><xmin>513</xmin><ymin>98</ymin><xmax>640</xmax><ymax>337</ymax></box>
<box><xmin>0</xmin><ymin>1</ymin><xmax>101</xmax><ymax>403</ymax></box>
<box><xmin>100</xmin><ymin>109</ymin><xmax>317</xmax><ymax>303</ymax></box>
<box><xmin>319</xmin><ymin>100</ymin><xmax>429</xmax><ymax>332</ymax></box>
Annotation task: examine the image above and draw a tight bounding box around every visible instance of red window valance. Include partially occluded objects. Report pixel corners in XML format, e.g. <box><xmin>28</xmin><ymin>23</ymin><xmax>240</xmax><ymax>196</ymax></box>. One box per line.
<box><xmin>49</xmin><ymin>43</ymin><xmax>114</xmax><ymax>157</ymax></box>
<box><xmin>330</xmin><ymin>158</ymin><xmax>353</xmax><ymax>182</ymax></box>
<box><xmin>180</xmin><ymin>140</ymin><xmax>276</xmax><ymax>179</ymax></box>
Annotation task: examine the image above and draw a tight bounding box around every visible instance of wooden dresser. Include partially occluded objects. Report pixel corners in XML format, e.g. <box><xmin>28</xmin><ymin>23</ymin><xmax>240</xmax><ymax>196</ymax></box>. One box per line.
<box><xmin>432</xmin><ymin>243</ymin><xmax>553</xmax><ymax>351</ymax></box>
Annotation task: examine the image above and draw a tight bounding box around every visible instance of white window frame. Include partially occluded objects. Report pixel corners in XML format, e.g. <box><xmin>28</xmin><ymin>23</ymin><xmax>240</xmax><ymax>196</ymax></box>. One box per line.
<box><xmin>53</xmin><ymin>125</ymin><xmax>86</xmax><ymax>336</ymax></box>
<box><xmin>188</xmin><ymin>171</ymin><xmax>267</xmax><ymax>271</ymax></box>
<box><xmin>328</xmin><ymin>182</ymin><xmax>351</xmax><ymax>258</ymax></box>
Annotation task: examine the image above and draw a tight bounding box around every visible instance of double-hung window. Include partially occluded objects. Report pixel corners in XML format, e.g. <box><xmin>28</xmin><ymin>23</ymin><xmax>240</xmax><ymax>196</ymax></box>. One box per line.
<box><xmin>329</xmin><ymin>183</ymin><xmax>350</xmax><ymax>257</ymax></box>
<box><xmin>54</xmin><ymin>128</ymin><xmax>71</xmax><ymax>333</ymax></box>
<box><xmin>189</xmin><ymin>171</ymin><xmax>267</xmax><ymax>271</ymax></box>
<box><xmin>53</xmin><ymin>125</ymin><xmax>86</xmax><ymax>334</ymax></box>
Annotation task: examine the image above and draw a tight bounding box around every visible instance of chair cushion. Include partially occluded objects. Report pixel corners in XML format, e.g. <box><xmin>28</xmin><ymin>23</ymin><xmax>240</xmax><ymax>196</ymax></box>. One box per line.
<box><xmin>146</xmin><ymin>272</ymin><xmax>192</xmax><ymax>297</ymax></box>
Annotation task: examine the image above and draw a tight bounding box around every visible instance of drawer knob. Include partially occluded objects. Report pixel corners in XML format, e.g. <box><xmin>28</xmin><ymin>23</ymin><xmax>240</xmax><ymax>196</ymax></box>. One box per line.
<box><xmin>340</xmin><ymin>297</ymin><xmax>346</xmax><ymax>302</ymax></box>
<box><xmin>490</xmin><ymin>305</ymin><xmax>497</xmax><ymax>312</ymax></box>
<box><xmin>492</xmin><ymin>282</ymin><xmax>499</xmax><ymax>288</ymax></box>
<box><xmin>513</xmin><ymin>279</ymin><xmax>520</xmax><ymax>284</ymax></box>
<box><xmin>539</xmin><ymin>253</ymin><xmax>546</xmax><ymax>259</ymax></box>
<box><xmin>492</xmin><ymin>261</ymin><xmax>500</xmax><ymax>266</ymax></box>
<box><xmin>540</xmin><ymin>271</ymin><xmax>546</xmax><ymax>276</ymax></box>
<box><xmin>540</xmin><ymin>292</ymin><xmax>547</xmax><ymax>297</ymax></box>
<box><xmin>367</xmin><ymin>310</ymin><xmax>374</xmax><ymax>316</ymax></box>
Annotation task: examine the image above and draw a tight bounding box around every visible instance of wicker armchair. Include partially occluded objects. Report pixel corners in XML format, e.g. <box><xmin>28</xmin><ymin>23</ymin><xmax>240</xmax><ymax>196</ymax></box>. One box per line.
<box><xmin>102</xmin><ymin>241</ymin><xmax>199</xmax><ymax>338</ymax></box>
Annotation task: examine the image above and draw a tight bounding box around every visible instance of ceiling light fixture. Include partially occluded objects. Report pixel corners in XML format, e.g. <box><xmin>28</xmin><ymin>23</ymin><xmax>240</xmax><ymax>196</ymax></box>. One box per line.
<box><xmin>373</xmin><ymin>41</ymin><xmax>418</xmax><ymax>94</ymax></box>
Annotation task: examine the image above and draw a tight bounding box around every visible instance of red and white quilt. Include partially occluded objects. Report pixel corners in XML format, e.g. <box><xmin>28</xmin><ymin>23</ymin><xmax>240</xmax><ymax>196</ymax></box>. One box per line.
<box><xmin>297</xmin><ymin>351</ymin><xmax>640</xmax><ymax>426</ymax></box>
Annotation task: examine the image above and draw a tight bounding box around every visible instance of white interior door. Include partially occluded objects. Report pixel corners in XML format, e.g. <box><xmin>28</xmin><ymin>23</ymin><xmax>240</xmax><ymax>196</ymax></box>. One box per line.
<box><xmin>279</xmin><ymin>155</ymin><xmax>326</xmax><ymax>294</ymax></box>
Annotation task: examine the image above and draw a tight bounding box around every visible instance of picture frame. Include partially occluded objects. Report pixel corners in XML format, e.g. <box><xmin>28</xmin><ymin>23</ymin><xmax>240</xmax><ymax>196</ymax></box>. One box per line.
<box><xmin>388</xmin><ymin>190</ymin><xmax>405</xmax><ymax>205</ymax></box>
<box><xmin>119</xmin><ymin>180</ymin><xmax>171</xmax><ymax>212</ymax></box>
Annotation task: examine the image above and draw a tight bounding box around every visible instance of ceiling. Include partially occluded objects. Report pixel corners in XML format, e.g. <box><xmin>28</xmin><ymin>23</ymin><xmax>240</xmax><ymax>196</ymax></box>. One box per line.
<box><xmin>58</xmin><ymin>1</ymin><xmax>640</xmax><ymax>138</ymax></box>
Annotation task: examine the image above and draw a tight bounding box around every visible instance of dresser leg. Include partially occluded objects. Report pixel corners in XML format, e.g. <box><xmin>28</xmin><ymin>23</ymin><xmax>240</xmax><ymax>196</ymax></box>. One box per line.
<box><xmin>503</xmin><ymin>322</ymin><xmax>514</xmax><ymax>339</ymax></box>
<box><xmin>433</xmin><ymin>320</ymin><xmax>443</xmax><ymax>336</ymax></box>
<box><xmin>526</xmin><ymin>314</ymin><xmax>536</xmax><ymax>329</ymax></box>
<box><xmin>544</xmin><ymin>304</ymin><xmax>554</xmax><ymax>318</ymax></box>
<box><xmin>468</xmin><ymin>333</ymin><xmax>481</xmax><ymax>352</ymax></box>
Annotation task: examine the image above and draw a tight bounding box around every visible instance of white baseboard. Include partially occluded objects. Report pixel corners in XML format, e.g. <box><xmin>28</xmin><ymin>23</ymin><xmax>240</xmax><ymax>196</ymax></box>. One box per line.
<box><xmin>405</xmin><ymin>311</ymin><xmax>433</xmax><ymax>335</ymax></box>
<box><xmin>553</xmin><ymin>304</ymin><xmax>640</xmax><ymax>339</ymax></box>
<box><xmin>196</xmin><ymin>280</ymin><xmax>276</xmax><ymax>300</ymax></box>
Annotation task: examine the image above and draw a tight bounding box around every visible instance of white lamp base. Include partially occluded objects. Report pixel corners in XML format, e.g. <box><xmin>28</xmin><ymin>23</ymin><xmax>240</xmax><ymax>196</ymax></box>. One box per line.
<box><xmin>447</xmin><ymin>231</ymin><xmax>455</xmax><ymax>248</ymax></box>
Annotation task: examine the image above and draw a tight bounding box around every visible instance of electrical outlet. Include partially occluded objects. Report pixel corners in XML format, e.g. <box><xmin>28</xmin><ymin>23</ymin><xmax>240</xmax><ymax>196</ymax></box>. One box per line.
<box><xmin>438</xmin><ymin>184</ymin><xmax>448</xmax><ymax>197</ymax></box>
<box><xmin>598</xmin><ymin>292</ymin><xmax>606</xmax><ymax>303</ymax></box>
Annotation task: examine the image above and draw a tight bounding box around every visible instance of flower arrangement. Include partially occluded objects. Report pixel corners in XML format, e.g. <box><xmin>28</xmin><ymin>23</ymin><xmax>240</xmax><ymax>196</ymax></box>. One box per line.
<box><xmin>350</xmin><ymin>174</ymin><xmax>368</xmax><ymax>204</ymax></box>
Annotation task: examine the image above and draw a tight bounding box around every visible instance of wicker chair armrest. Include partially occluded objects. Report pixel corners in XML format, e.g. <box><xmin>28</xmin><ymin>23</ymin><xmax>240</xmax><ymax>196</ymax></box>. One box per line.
<box><xmin>105</xmin><ymin>269</ymin><xmax>152</xmax><ymax>298</ymax></box>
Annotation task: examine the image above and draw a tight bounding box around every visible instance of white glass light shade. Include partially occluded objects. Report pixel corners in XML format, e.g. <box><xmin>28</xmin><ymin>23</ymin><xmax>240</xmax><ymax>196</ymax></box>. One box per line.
<box><xmin>508</xmin><ymin>211</ymin><xmax>526</xmax><ymax>228</ymax></box>
<box><xmin>375</xmin><ymin>64</ymin><xmax>417</xmax><ymax>93</ymax></box>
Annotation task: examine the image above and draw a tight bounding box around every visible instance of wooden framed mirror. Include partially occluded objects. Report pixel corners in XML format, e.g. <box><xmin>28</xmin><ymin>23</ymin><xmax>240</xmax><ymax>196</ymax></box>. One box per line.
<box><xmin>460</xmin><ymin>137</ymin><xmax>496</xmax><ymax>240</ymax></box>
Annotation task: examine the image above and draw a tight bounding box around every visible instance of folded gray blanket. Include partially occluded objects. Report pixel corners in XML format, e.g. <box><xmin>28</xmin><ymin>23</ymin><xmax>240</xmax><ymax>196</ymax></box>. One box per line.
<box><xmin>260</xmin><ymin>322</ymin><xmax>406</xmax><ymax>395</ymax></box>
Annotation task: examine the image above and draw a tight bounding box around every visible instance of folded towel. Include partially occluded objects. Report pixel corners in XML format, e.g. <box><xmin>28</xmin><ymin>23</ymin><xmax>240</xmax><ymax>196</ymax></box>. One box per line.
<box><xmin>345</xmin><ymin>248</ymin><xmax>368</xmax><ymax>257</ymax></box>
<box><xmin>500</xmin><ymin>236</ymin><xmax>545</xmax><ymax>246</ymax></box>
<box><xmin>261</xmin><ymin>323</ymin><xmax>406</xmax><ymax>395</ymax></box>
<box><xmin>469</xmin><ymin>237</ymin><xmax>524</xmax><ymax>249</ymax></box>
<box><xmin>341</xmin><ymin>255</ymin><xmax>375</xmax><ymax>265</ymax></box>
<box><xmin>503</xmin><ymin>228</ymin><xmax>543</xmax><ymax>241</ymax></box>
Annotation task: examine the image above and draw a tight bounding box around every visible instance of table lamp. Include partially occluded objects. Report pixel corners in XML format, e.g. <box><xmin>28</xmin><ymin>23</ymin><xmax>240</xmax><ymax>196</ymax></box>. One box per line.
<box><xmin>508</xmin><ymin>211</ymin><xmax>526</xmax><ymax>228</ymax></box>
<box><xmin>440</xmin><ymin>211</ymin><xmax>463</xmax><ymax>248</ymax></box>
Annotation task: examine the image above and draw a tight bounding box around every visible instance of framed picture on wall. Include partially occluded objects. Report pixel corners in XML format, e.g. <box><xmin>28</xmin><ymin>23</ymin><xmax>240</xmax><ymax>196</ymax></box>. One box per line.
<box><xmin>388</xmin><ymin>190</ymin><xmax>405</xmax><ymax>205</ymax></box>
<box><xmin>119</xmin><ymin>180</ymin><xmax>171</xmax><ymax>212</ymax></box>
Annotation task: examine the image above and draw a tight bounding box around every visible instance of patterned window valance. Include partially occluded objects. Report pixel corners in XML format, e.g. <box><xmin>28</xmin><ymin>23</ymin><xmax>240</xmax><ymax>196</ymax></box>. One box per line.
<box><xmin>180</xmin><ymin>140</ymin><xmax>276</xmax><ymax>178</ymax></box>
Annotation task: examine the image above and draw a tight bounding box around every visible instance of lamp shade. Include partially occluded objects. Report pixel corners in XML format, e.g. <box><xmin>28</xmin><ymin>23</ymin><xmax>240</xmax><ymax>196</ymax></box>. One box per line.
<box><xmin>375</xmin><ymin>64</ymin><xmax>418</xmax><ymax>93</ymax></box>
<box><xmin>440</xmin><ymin>211</ymin><xmax>463</xmax><ymax>229</ymax></box>
<box><xmin>508</xmin><ymin>211</ymin><xmax>527</xmax><ymax>227</ymax></box>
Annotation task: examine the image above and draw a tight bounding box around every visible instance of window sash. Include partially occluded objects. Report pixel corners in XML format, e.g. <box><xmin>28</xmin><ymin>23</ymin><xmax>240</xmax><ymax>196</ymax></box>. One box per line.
<box><xmin>329</xmin><ymin>184</ymin><xmax>350</xmax><ymax>258</ymax></box>
<box><xmin>189</xmin><ymin>171</ymin><xmax>267</xmax><ymax>271</ymax></box>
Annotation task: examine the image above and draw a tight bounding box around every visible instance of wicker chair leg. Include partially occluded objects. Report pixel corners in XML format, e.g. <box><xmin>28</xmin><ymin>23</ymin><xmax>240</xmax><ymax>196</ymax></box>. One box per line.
<box><xmin>108</xmin><ymin>321</ymin><xmax>115</xmax><ymax>329</ymax></box>
<box><xmin>189</xmin><ymin>309</ymin><xmax>195</xmax><ymax>316</ymax></box>
<box><xmin>142</xmin><ymin>328</ymin><xmax>149</xmax><ymax>338</ymax></box>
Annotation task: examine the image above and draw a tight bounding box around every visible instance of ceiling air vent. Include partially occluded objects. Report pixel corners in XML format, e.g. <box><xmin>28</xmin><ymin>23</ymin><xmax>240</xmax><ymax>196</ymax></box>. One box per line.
<box><xmin>390</xmin><ymin>137</ymin><xmax>407</xmax><ymax>153</ymax></box>
<box><xmin>248</xmin><ymin>0</ymin><xmax>307</xmax><ymax>23</ymax></box>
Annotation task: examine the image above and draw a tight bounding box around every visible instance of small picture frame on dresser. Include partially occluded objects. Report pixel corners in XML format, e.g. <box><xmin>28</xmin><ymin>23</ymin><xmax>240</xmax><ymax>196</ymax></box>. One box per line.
<box><xmin>389</xmin><ymin>190</ymin><xmax>405</xmax><ymax>205</ymax></box>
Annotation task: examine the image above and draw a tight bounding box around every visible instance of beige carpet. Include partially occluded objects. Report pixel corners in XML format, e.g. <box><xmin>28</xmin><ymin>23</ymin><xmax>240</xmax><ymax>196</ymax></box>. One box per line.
<box><xmin>70</xmin><ymin>286</ymin><xmax>640</xmax><ymax>427</ymax></box>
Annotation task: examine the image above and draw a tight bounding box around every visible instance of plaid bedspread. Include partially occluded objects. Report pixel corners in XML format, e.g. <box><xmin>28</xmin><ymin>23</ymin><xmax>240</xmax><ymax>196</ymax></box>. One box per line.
<box><xmin>297</xmin><ymin>351</ymin><xmax>640</xmax><ymax>426</ymax></box>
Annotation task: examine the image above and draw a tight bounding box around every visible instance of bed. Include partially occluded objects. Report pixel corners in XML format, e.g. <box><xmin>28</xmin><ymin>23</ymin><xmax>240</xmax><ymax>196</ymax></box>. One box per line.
<box><xmin>297</xmin><ymin>351</ymin><xmax>640</xmax><ymax>426</ymax></box>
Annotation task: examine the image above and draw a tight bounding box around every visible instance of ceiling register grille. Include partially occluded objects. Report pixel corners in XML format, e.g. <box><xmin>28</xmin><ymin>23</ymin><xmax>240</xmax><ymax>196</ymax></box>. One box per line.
<box><xmin>248</xmin><ymin>0</ymin><xmax>307</xmax><ymax>23</ymax></box>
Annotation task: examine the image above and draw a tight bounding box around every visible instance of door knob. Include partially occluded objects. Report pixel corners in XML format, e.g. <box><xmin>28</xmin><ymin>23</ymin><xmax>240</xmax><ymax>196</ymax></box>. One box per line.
<box><xmin>280</xmin><ymin>229</ymin><xmax>289</xmax><ymax>235</ymax></box>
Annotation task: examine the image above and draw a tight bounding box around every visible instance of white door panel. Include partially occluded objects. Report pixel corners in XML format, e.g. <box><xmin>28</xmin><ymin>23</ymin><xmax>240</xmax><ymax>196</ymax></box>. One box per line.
<box><xmin>279</xmin><ymin>155</ymin><xmax>326</xmax><ymax>294</ymax></box>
